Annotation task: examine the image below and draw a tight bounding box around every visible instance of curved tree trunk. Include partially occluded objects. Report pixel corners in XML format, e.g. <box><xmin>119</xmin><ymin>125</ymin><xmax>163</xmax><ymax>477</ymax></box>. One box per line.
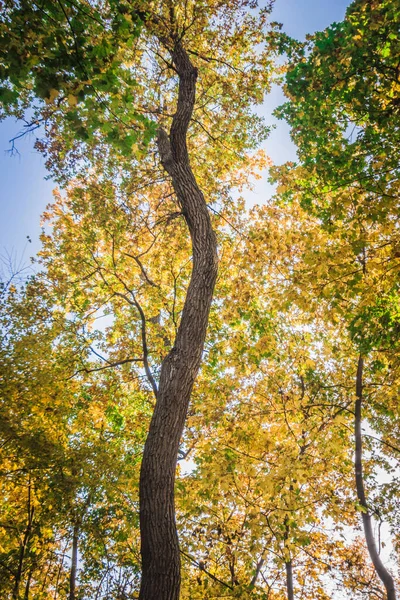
<box><xmin>354</xmin><ymin>356</ymin><xmax>396</xmax><ymax>600</ymax></box>
<box><xmin>138</xmin><ymin>41</ymin><xmax>218</xmax><ymax>600</ymax></box>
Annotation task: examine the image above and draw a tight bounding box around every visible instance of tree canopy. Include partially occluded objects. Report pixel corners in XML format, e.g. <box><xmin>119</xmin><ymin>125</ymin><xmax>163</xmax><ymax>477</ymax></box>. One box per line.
<box><xmin>0</xmin><ymin>0</ymin><xmax>399</xmax><ymax>599</ymax></box>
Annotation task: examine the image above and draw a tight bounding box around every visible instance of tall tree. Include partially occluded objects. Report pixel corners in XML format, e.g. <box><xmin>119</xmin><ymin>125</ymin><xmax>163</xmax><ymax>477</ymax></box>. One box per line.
<box><xmin>0</xmin><ymin>1</ymin><xmax>275</xmax><ymax>597</ymax></box>
<box><xmin>137</xmin><ymin>36</ymin><xmax>219</xmax><ymax>600</ymax></box>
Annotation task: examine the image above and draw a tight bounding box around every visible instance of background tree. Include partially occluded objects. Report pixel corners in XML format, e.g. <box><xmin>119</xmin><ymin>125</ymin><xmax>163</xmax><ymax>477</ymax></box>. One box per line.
<box><xmin>0</xmin><ymin>274</ymin><xmax>149</xmax><ymax>598</ymax></box>
<box><xmin>271</xmin><ymin>1</ymin><xmax>400</xmax><ymax>596</ymax></box>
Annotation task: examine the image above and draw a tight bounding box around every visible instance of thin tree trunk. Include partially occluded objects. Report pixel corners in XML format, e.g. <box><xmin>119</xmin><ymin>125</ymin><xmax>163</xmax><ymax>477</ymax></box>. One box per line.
<box><xmin>285</xmin><ymin>561</ymin><xmax>294</xmax><ymax>600</ymax></box>
<box><xmin>249</xmin><ymin>555</ymin><xmax>265</xmax><ymax>589</ymax></box>
<box><xmin>355</xmin><ymin>355</ymin><xmax>396</xmax><ymax>600</ymax></box>
<box><xmin>54</xmin><ymin>543</ymin><xmax>67</xmax><ymax>600</ymax></box>
<box><xmin>138</xmin><ymin>40</ymin><xmax>218</xmax><ymax>600</ymax></box>
<box><xmin>13</xmin><ymin>477</ymin><xmax>34</xmax><ymax>600</ymax></box>
<box><xmin>68</xmin><ymin>523</ymin><xmax>79</xmax><ymax>600</ymax></box>
<box><xmin>23</xmin><ymin>567</ymin><xmax>33</xmax><ymax>600</ymax></box>
<box><xmin>284</xmin><ymin>520</ymin><xmax>294</xmax><ymax>600</ymax></box>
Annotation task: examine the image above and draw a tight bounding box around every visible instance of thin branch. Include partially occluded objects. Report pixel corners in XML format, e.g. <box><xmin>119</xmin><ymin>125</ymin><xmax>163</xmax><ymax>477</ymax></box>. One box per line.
<box><xmin>7</xmin><ymin>122</ymin><xmax>42</xmax><ymax>155</ymax></box>
<box><xmin>130</xmin><ymin>294</ymin><xmax>159</xmax><ymax>398</ymax></box>
<box><xmin>363</xmin><ymin>433</ymin><xmax>400</xmax><ymax>455</ymax></box>
<box><xmin>114</xmin><ymin>290</ymin><xmax>158</xmax><ymax>398</ymax></box>
<box><xmin>123</xmin><ymin>253</ymin><xmax>159</xmax><ymax>287</ymax></box>
<box><xmin>187</xmin><ymin>48</ymin><xmax>246</xmax><ymax>74</ymax></box>
<box><xmin>250</xmin><ymin>554</ymin><xmax>265</xmax><ymax>588</ymax></box>
<box><xmin>180</xmin><ymin>549</ymin><xmax>233</xmax><ymax>590</ymax></box>
<box><xmin>67</xmin><ymin>357</ymin><xmax>143</xmax><ymax>379</ymax></box>
<box><xmin>191</xmin><ymin>117</ymin><xmax>218</xmax><ymax>142</ymax></box>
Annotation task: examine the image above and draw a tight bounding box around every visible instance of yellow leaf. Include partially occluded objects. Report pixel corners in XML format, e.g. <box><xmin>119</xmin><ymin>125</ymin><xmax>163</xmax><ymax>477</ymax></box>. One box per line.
<box><xmin>68</xmin><ymin>94</ymin><xmax>79</xmax><ymax>106</ymax></box>
<box><xmin>45</xmin><ymin>88</ymin><xmax>60</xmax><ymax>104</ymax></box>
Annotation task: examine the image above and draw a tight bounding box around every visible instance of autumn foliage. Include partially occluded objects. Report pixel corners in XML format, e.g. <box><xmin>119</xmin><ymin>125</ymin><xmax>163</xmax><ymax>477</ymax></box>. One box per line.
<box><xmin>0</xmin><ymin>0</ymin><xmax>399</xmax><ymax>599</ymax></box>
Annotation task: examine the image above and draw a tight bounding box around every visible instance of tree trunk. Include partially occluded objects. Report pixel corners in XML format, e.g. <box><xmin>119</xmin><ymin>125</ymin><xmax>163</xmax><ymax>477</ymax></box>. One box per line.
<box><xmin>285</xmin><ymin>561</ymin><xmax>294</xmax><ymax>600</ymax></box>
<box><xmin>138</xmin><ymin>41</ymin><xmax>218</xmax><ymax>600</ymax></box>
<box><xmin>13</xmin><ymin>477</ymin><xmax>34</xmax><ymax>600</ymax></box>
<box><xmin>354</xmin><ymin>356</ymin><xmax>396</xmax><ymax>600</ymax></box>
<box><xmin>284</xmin><ymin>520</ymin><xmax>294</xmax><ymax>600</ymax></box>
<box><xmin>68</xmin><ymin>523</ymin><xmax>79</xmax><ymax>600</ymax></box>
<box><xmin>23</xmin><ymin>567</ymin><xmax>33</xmax><ymax>600</ymax></box>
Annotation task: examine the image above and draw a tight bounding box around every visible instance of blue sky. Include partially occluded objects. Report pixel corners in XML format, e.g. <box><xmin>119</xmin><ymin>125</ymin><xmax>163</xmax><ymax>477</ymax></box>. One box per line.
<box><xmin>0</xmin><ymin>0</ymin><xmax>351</xmax><ymax>266</ymax></box>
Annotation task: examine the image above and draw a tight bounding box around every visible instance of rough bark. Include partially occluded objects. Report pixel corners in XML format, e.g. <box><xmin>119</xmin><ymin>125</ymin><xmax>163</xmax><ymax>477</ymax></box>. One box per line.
<box><xmin>68</xmin><ymin>523</ymin><xmax>79</xmax><ymax>600</ymax></box>
<box><xmin>355</xmin><ymin>355</ymin><xmax>396</xmax><ymax>600</ymax></box>
<box><xmin>138</xmin><ymin>41</ymin><xmax>218</xmax><ymax>600</ymax></box>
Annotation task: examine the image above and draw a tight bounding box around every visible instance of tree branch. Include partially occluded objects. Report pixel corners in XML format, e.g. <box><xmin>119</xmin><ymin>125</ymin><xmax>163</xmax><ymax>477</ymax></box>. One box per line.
<box><xmin>180</xmin><ymin>549</ymin><xmax>233</xmax><ymax>590</ymax></box>
<box><xmin>68</xmin><ymin>357</ymin><xmax>144</xmax><ymax>379</ymax></box>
